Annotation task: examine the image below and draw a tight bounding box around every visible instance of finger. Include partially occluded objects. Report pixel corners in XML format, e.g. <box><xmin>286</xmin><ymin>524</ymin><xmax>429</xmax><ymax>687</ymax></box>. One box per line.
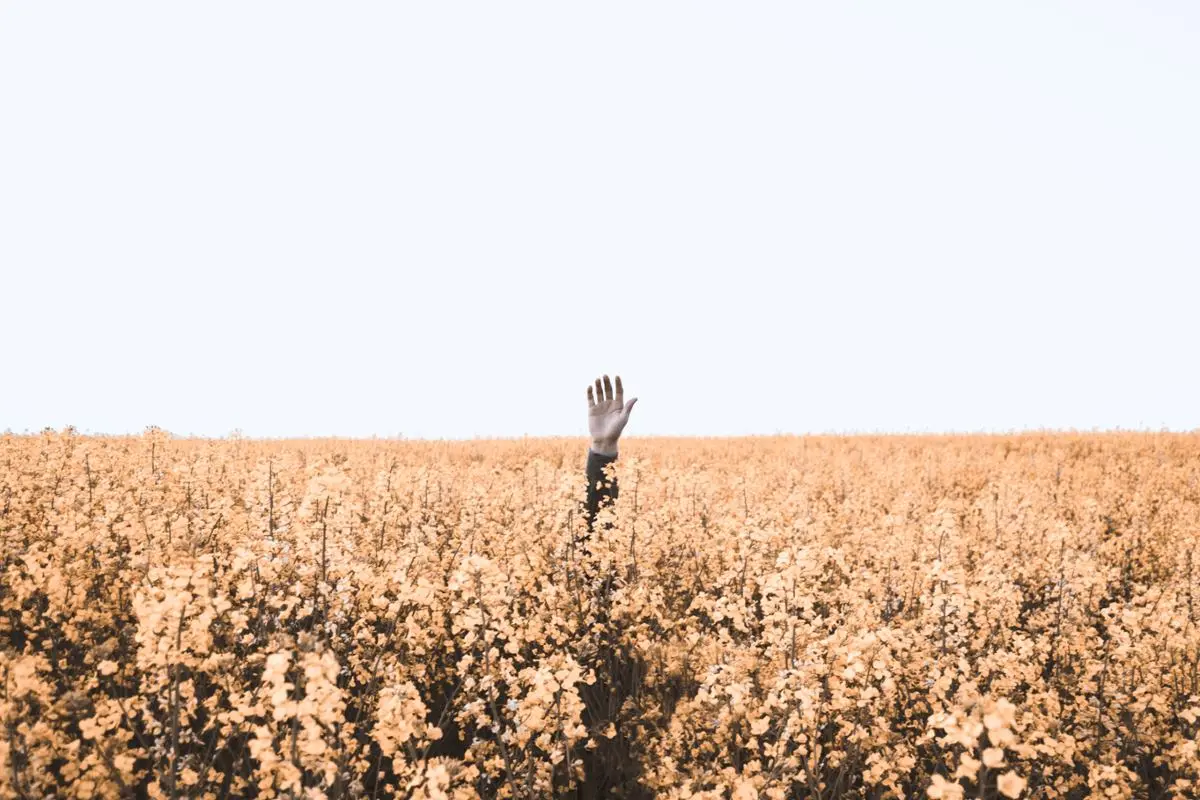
<box><xmin>623</xmin><ymin>397</ymin><xmax>638</xmax><ymax>417</ymax></box>
<box><xmin>587</xmin><ymin>385</ymin><xmax>596</xmax><ymax>408</ymax></box>
<box><xmin>614</xmin><ymin>375</ymin><xmax>624</xmax><ymax>407</ymax></box>
<box><xmin>594</xmin><ymin>378</ymin><xmax>604</xmax><ymax>404</ymax></box>
<box><xmin>602</xmin><ymin>375</ymin><xmax>613</xmax><ymax>404</ymax></box>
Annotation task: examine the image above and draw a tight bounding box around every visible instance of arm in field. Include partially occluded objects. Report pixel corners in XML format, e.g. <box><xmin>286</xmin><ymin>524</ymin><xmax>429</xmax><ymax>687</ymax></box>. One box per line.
<box><xmin>582</xmin><ymin>374</ymin><xmax>637</xmax><ymax>533</ymax></box>
<box><xmin>585</xmin><ymin>448</ymin><xmax>619</xmax><ymax>532</ymax></box>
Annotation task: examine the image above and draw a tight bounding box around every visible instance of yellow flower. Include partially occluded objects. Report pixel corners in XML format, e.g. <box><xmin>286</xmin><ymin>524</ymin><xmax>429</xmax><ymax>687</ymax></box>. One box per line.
<box><xmin>927</xmin><ymin>774</ymin><xmax>964</xmax><ymax>800</ymax></box>
<box><xmin>954</xmin><ymin>753</ymin><xmax>981</xmax><ymax>781</ymax></box>
<box><xmin>997</xmin><ymin>771</ymin><xmax>1027</xmax><ymax>798</ymax></box>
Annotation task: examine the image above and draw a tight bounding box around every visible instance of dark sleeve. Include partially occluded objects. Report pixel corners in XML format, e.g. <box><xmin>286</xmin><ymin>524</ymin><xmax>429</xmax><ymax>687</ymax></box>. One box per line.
<box><xmin>584</xmin><ymin>449</ymin><xmax>619</xmax><ymax>533</ymax></box>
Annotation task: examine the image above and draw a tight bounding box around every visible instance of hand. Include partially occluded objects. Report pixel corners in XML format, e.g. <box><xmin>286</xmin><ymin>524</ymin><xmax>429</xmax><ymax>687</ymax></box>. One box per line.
<box><xmin>587</xmin><ymin>374</ymin><xmax>637</xmax><ymax>456</ymax></box>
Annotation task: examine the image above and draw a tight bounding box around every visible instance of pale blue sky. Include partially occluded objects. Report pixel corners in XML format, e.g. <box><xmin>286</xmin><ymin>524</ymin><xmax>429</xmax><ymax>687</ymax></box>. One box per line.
<box><xmin>1</xmin><ymin>2</ymin><xmax>1197</xmax><ymax>438</ymax></box>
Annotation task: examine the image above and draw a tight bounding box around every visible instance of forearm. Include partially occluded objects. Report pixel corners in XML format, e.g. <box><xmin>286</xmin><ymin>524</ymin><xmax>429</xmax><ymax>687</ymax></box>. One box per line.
<box><xmin>584</xmin><ymin>447</ymin><xmax>619</xmax><ymax>532</ymax></box>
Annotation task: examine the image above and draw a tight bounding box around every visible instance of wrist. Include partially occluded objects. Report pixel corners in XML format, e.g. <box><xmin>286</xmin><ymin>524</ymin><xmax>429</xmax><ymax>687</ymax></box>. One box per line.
<box><xmin>590</xmin><ymin>439</ymin><xmax>619</xmax><ymax>457</ymax></box>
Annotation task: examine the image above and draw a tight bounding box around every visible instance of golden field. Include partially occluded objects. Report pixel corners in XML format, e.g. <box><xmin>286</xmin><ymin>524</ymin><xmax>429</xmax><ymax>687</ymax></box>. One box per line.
<box><xmin>1</xmin><ymin>430</ymin><xmax>1197</xmax><ymax>799</ymax></box>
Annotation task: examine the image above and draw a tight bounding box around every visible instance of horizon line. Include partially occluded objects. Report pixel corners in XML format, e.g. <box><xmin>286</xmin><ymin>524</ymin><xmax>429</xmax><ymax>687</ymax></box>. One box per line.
<box><xmin>5</xmin><ymin>426</ymin><xmax>1198</xmax><ymax>442</ymax></box>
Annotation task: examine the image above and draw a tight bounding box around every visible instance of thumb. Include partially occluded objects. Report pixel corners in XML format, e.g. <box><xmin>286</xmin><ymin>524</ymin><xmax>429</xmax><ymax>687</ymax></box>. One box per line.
<box><xmin>623</xmin><ymin>397</ymin><xmax>638</xmax><ymax>416</ymax></box>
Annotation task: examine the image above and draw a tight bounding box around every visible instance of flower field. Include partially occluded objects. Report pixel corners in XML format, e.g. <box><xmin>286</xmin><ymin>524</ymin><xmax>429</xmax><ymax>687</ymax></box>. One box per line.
<box><xmin>1</xmin><ymin>429</ymin><xmax>1198</xmax><ymax>798</ymax></box>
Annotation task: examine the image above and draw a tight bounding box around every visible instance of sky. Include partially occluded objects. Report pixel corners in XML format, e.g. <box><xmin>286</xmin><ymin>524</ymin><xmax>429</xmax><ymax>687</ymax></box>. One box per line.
<box><xmin>1</xmin><ymin>2</ymin><xmax>1198</xmax><ymax>439</ymax></box>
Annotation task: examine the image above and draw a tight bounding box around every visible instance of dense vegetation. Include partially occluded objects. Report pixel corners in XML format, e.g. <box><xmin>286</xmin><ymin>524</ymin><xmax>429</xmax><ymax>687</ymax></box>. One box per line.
<box><xmin>1</xmin><ymin>430</ymin><xmax>1197</xmax><ymax>798</ymax></box>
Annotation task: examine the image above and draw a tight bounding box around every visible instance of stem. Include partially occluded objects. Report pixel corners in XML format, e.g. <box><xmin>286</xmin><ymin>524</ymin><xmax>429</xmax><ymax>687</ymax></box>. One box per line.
<box><xmin>476</xmin><ymin>573</ymin><xmax>519</xmax><ymax>798</ymax></box>
<box><xmin>168</xmin><ymin>599</ymin><xmax>190</xmax><ymax>800</ymax></box>
<box><xmin>268</xmin><ymin>460</ymin><xmax>276</xmax><ymax>539</ymax></box>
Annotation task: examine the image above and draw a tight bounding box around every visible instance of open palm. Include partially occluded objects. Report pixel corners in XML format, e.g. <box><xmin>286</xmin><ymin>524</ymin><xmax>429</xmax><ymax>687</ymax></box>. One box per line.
<box><xmin>587</xmin><ymin>374</ymin><xmax>637</xmax><ymax>455</ymax></box>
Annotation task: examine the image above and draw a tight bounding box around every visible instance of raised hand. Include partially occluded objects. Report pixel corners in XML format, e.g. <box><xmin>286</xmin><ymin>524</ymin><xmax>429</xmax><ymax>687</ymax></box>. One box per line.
<box><xmin>587</xmin><ymin>374</ymin><xmax>637</xmax><ymax>457</ymax></box>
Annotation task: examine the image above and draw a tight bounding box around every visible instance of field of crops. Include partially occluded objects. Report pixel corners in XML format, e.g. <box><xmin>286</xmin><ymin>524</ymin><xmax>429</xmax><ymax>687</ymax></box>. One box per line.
<box><xmin>1</xmin><ymin>430</ymin><xmax>1198</xmax><ymax>798</ymax></box>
